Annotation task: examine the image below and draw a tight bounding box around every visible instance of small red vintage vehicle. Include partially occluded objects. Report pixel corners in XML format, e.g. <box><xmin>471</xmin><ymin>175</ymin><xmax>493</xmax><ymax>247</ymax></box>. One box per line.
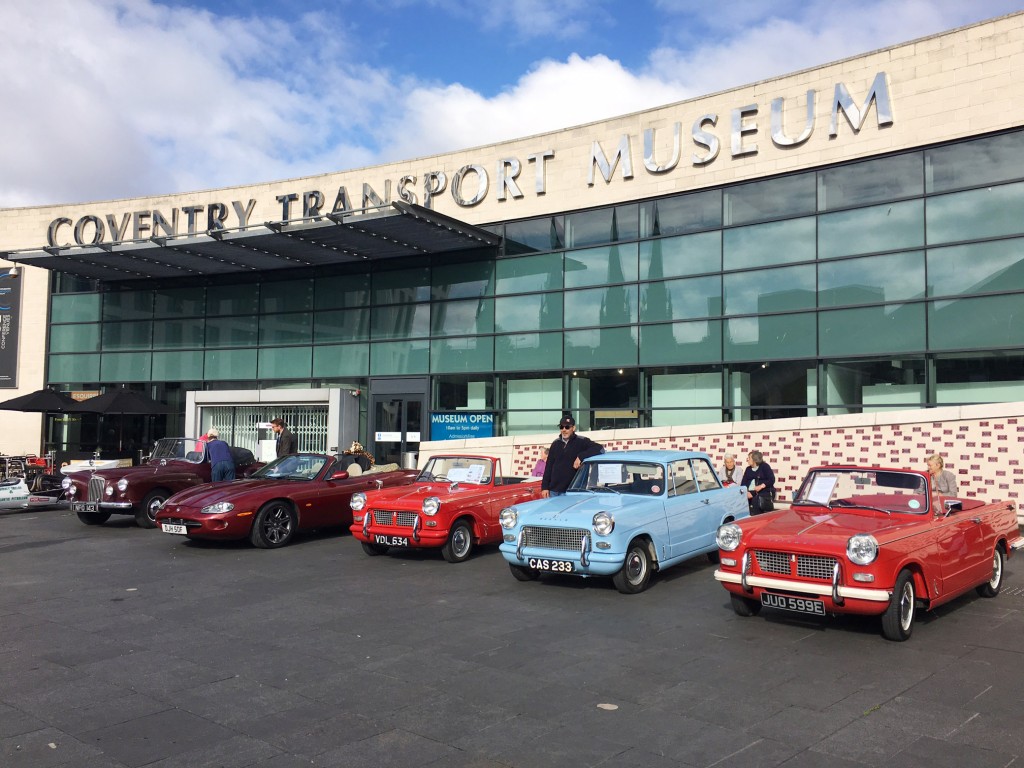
<box><xmin>714</xmin><ymin>465</ymin><xmax>1023</xmax><ymax>641</ymax></box>
<box><xmin>349</xmin><ymin>454</ymin><xmax>542</xmax><ymax>562</ymax></box>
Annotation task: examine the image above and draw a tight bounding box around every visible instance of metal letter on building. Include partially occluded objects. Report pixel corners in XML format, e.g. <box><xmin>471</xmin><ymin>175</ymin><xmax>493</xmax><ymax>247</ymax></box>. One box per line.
<box><xmin>588</xmin><ymin>135</ymin><xmax>634</xmax><ymax>186</ymax></box>
<box><xmin>830</xmin><ymin>72</ymin><xmax>894</xmax><ymax>137</ymax></box>
<box><xmin>0</xmin><ymin>269</ymin><xmax>22</xmax><ymax>389</ymax></box>
<box><xmin>643</xmin><ymin>122</ymin><xmax>682</xmax><ymax>173</ymax></box>
<box><xmin>771</xmin><ymin>90</ymin><xmax>816</xmax><ymax>147</ymax></box>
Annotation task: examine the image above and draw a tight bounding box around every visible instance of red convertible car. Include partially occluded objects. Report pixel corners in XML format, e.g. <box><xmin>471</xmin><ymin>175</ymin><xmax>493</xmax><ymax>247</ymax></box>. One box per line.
<box><xmin>714</xmin><ymin>465</ymin><xmax>1023</xmax><ymax>640</ymax></box>
<box><xmin>350</xmin><ymin>454</ymin><xmax>542</xmax><ymax>562</ymax></box>
<box><xmin>155</xmin><ymin>453</ymin><xmax>418</xmax><ymax>548</ymax></box>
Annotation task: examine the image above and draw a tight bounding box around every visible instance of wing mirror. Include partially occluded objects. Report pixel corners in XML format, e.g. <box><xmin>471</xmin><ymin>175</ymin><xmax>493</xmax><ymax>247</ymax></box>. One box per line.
<box><xmin>329</xmin><ymin>469</ymin><xmax>350</xmax><ymax>481</ymax></box>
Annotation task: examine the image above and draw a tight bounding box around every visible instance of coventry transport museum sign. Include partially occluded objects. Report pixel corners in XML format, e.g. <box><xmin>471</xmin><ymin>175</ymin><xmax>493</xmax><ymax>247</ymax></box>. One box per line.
<box><xmin>45</xmin><ymin>73</ymin><xmax>892</xmax><ymax>248</ymax></box>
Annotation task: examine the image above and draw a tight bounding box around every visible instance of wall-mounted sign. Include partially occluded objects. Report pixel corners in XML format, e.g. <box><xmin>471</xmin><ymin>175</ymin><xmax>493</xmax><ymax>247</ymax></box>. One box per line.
<box><xmin>430</xmin><ymin>412</ymin><xmax>495</xmax><ymax>441</ymax></box>
<box><xmin>0</xmin><ymin>269</ymin><xmax>21</xmax><ymax>389</ymax></box>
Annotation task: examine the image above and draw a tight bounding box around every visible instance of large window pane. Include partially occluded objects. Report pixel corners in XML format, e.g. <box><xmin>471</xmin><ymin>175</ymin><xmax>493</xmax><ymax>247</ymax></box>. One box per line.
<box><xmin>568</xmin><ymin>369</ymin><xmax>639</xmax><ymax>430</ymax></box>
<box><xmin>434</xmin><ymin>375</ymin><xmax>494</xmax><ymax>410</ymax></box>
<box><xmin>494</xmin><ymin>333</ymin><xmax>563</xmax><ymax>371</ymax></box>
<box><xmin>102</xmin><ymin>291</ymin><xmax>153</xmax><ymax>321</ymax></box>
<box><xmin>724</xmin><ymin>173</ymin><xmax>816</xmax><ymax>226</ymax></box>
<box><xmin>723</xmin><ymin>265</ymin><xmax>815</xmax><ymax>316</ymax></box>
<box><xmin>206</xmin><ymin>316</ymin><xmax>258</xmax><ymax>347</ymax></box>
<box><xmin>729</xmin><ymin>360</ymin><xmax>817</xmax><ymax>421</ymax></box>
<box><xmin>819</xmin><ymin>251</ymin><xmax>925</xmax><ymax>307</ymax></box>
<box><xmin>51</xmin><ymin>293</ymin><xmax>100</xmax><ymax>323</ymax></box>
<box><xmin>50</xmin><ymin>324</ymin><xmax>100</xmax><ymax>354</ymax></box>
<box><xmin>152</xmin><ymin>351</ymin><xmax>204</xmax><ymax>381</ymax></box>
<box><xmin>154</xmin><ymin>287</ymin><xmax>206</xmax><ymax>318</ymax></box>
<box><xmin>818</xmin><ymin>152</ymin><xmax>923</xmax><ymax>210</ymax></box>
<box><xmin>313</xmin><ymin>344</ymin><xmax>370</xmax><ymax>377</ymax></box>
<box><xmin>370</xmin><ymin>340</ymin><xmax>429</xmax><ymax>375</ymax></box>
<box><xmin>823</xmin><ymin>358</ymin><xmax>926</xmax><ymax>415</ymax></box>
<box><xmin>563</xmin><ymin>285</ymin><xmax>637</xmax><ymax>328</ymax></box>
<box><xmin>564</xmin><ymin>326</ymin><xmax>638</xmax><ymax>368</ymax></box>
<box><xmin>258</xmin><ymin>347</ymin><xmax>313</xmax><ymax>380</ymax></box>
<box><xmin>565</xmin><ymin>208</ymin><xmax>614</xmax><ymax>248</ymax></box>
<box><xmin>819</xmin><ymin>304</ymin><xmax>925</xmax><ymax>356</ymax></box>
<box><xmin>372</xmin><ymin>267</ymin><xmax>430</xmax><ymax>304</ymax></box>
<box><xmin>926</xmin><ymin>130</ymin><xmax>1024</xmax><ymax>193</ymax></box>
<box><xmin>724</xmin><ymin>313</ymin><xmax>816</xmax><ymax>361</ymax></box>
<box><xmin>640</xmin><ymin>321</ymin><xmax>722</xmax><ymax>365</ymax></box>
<box><xmin>431</xmin><ymin>299</ymin><xmax>494</xmax><ymax>336</ymax></box>
<box><xmin>102</xmin><ymin>321</ymin><xmax>152</xmax><ymax>351</ymax></box>
<box><xmin>817</xmin><ymin>200</ymin><xmax>924</xmax><ymax>259</ymax></box>
<box><xmin>495</xmin><ymin>294</ymin><xmax>562</xmax><ymax>333</ymax></box>
<box><xmin>208</xmin><ymin>283</ymin><xmax>259</xmax><ymax>316</ymax></box>
<box><xmin>641</xmin><ymin>275</ymin><xmax>721</xmax><ymax>322</ymax></box>
<box><xmin>495</xmin><ymin>252</ymin><xmax>563</xmax><ymax>295</ymax></box>
<box><xmin>101</xmin><ymin>352</ymin><xmax>152</xmax><ymax>382</ymax></box>
<box><xmin>928</xmin><ymin>294</ymin><xmax>1024</xmax><ymax>350</ymax></box>
<box><xmin>430</xmin><ymin>336</ymin><xmax>494</xmax><ymax>373</ymax></box>
<box><xmin>642</xmin><ymin>189</ymin><xmax>722</xmax><ymax>237</ymax></box>
<box><xmin>371</xmin><ymin>304</ymin><xmax>429</xmax><ymax>339</ymax></box>
<box><xmin>204</xmin><ymin>349</ymin><xmax>257</xmax><ymax>380</ymax></box>
<box><xmin>260</xmin><ymin>313</ymin><xmax>313</xmax><ymax>345</ymax></box>
<box><xmin>314</xmin><ymin>273</ymin><xmax>370</xmax><ymax>309</ymax></box>
<box><xmin>648</xmin><ymin>369</ymin><xmax>723</xmax><ymax>427</ymax></box>
<box><xmin>153</xmin><ymin>318</ymin><xmax>205</xmax><ymax>349</ymax></box>
<box><xmin>927</xmin><ymin>182</ymin><xmax>1024</xmax><ymax>245</ymax></box>
<box><xmin>935</xmin><ymin>352</ymin><xmax>1024</xmax><ymax>404</ymax></box>
<box><xmin>723</xmin><ymin>217</ymin><xmax>816</xmax><ymax>270</ymax></box>
<box><xmin>431</xmin><ymin>261</ymin><xmax>494</xmax><ymax>300</ymax></box>
<box><xmin>504</xmin><ymin>216</ymin><xmax>564</xmax><ymax>254</ymax></box>
<box><xmin>927</xmin><ymin>238</ymin><xmax>1024</xmax><ymax>297</ymax></box>
<box><xmin>639</xmin><ymin>231</ymin><xmax>721</xmax><ymax>280</ymax></box>
<box><xmin>48</xmin><ymin>353</ymin><xmax>100</xmax><ymax>383</ymax></box>
<box><xmin>262</xmin><ymin>279</ymin><xmax>313</xmax><ymax>313</ymax></box>
<box><xmin>564</xmin><ymin>244</ymin><xmax>638</xmax><ymax>289</ymax></box>
<box><xmin>314</xmin><ymin>309</ymin><xmax>370</xmax><ymax>343</ymax></box>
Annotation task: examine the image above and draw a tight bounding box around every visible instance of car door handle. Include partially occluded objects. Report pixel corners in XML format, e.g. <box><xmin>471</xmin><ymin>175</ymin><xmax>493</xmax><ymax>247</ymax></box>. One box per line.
<box><xmin>971</xmin><ymin>517</ymin><xmax>982</xmax><ymax>524</ymax></box>
<box><xmin>701</xmin><ymin>498</ymin><xmax>710</xmax><ymax>504</ymax></box>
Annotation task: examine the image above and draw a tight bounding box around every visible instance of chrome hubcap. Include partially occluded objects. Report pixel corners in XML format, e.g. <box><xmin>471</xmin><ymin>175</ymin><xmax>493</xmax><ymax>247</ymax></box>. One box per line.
<box><xmin>899</xmin><ymin>581</ymin><xmax>914</xmax><ymax>631</ymax></box>
<box><xmin>452</xmin><ymin>528</ymin><xmax>469</xmax><ymax>556</ymax></box>
<box><xmin>990</xmin><ymin>552</ymin><xmax>1002</xmax><ymax>587</ymax></box>
<box><xmin>626</xmin><ymin>551</ymin><xmax>645</xmax><ymax>583</ymax></box>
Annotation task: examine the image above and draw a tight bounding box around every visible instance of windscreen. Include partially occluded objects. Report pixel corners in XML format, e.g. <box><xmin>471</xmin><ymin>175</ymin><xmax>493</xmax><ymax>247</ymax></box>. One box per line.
<box><xmin>793</xmin><ymin>468</ymin><xmax>930</xmax><ymax>514</ymax></box>
<box><xmin>253</xmin><ymin>454</ymin><xmax>329</xmax><ymax>481</ymax></box>
<box><xmin>152</xmin><ymin>438</ymin><xmax>204</xmax><ymax>463</ymax></box>
<box><xmin>568</xmin><ymin>461</ymin><xmax>665</xmax><ymax>495</ymax></box>
<box><xmin>417</xmin><ymin>457</ymin><xmax>493</xmax><ymax>484</ymax></box>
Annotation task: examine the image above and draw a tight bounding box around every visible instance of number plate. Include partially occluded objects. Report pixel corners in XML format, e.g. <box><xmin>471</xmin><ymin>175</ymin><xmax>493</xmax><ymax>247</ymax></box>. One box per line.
<box><xmin>72</xmin><ymin>501</ymin><xmax>99</xmax><ymax>513</ymax></box>
<box><xmin>161</xmin><ymin>523</ymin><xmax>187</xmax><ymax>535</ymax></box>
<box><xmin>528</xmin><ymin>557</ymin><xmax>575</xmax><ymax>573</ymax></box>
<box><xmin>761</xmin><ymin>592</ymin><xmax>826</xmax><ymax>616</ymax></box>
<box><xmin>374</xmin><ymin>534</ymin><xmax>409</xmax><ymax>547</ymax></box>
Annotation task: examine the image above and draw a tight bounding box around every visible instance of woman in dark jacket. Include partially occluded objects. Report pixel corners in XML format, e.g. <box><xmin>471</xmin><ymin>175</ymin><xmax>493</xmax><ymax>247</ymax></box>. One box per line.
<box><xmin>740</xmin><ymin>450</ymin><xmax>776</xmax><ymax>515</ymax></box>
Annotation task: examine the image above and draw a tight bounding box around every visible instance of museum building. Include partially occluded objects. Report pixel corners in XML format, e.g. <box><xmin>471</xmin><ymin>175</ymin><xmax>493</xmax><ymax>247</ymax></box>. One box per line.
<box><xmin>1</xmin><ymin>12</ymin><xmax>1023</xmax><ymax>466</ymax></box>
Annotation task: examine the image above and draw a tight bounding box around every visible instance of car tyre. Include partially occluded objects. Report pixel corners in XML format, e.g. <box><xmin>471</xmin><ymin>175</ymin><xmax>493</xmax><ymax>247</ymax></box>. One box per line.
<box><xmin>612</xmin><ymin>539</ymin><xmax>654</xmax><ymax>594</ymax></box>
<box><xmin>77</xmin><ymin>511</ymin><xmax>112</xmax><ymax>526</ymax></box>
<box><xmin>250</xmin><ymin>502</ymin><xmax>296</xmax><ymax>548</ymax></box>
<box><xmin>508</xmin><ymin>563</ymin><xmax>539</xmax><ymax>581</ymax></box>
<box><xmin>881</xmin><ymin>568</ymin><xmax>915</xmax><ymax>641</ymax></box>
<box><xmin>361</xmin><ymin>541</ymin><xmax>389</xmax><ymax>556</ymax></box>
<box><xmin>441</xmin><ymin>520</ymin><xmax>473</xmax><ymax>563</ymax></box>
<box><xmin>136</xmin><ymin>490</ymin><xmax>169</xmax><ymax>529</ymax></box>
<box><xmin>730</xmin><ymin>593</ymin><xmax>761</xmax><ymax>616</ymax></box>
<box><xmin>976</xmin><ymin>544</ymin><xmax>1005</xmax><ymax>598</ymax></box>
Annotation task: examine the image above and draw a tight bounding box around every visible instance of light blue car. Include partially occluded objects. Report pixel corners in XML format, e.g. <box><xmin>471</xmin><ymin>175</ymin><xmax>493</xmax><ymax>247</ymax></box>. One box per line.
<box><xmin>498</xmin><ymin>450</ymin><xmax>750</xmax><ymax>593</ymax></box>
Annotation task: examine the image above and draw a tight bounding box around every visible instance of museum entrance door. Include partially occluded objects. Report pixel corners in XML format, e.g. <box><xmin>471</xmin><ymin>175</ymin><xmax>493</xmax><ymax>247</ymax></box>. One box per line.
<box><xmin>368</xmin><ymin>378</ymin><xmax>428</xmax><ymax>468</ymax></box>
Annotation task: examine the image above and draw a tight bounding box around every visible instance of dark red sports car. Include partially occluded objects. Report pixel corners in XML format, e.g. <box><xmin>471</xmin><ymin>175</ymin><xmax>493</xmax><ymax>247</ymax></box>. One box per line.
<box><xmin>155</xmin><ymin>453</ymin><xmax>418</xmax><ymax>548</ymax></box>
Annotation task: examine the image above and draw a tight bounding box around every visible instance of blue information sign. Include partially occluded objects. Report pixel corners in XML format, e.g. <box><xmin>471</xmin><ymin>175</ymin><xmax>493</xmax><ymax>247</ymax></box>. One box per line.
<box><xmin>430</xmin><ymin>412</ymin><xmax>495</xmax><ymax>441</ymax></box>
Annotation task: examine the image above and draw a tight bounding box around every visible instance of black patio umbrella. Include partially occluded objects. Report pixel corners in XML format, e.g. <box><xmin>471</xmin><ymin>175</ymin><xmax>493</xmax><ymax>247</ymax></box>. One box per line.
<box><xmin>0</xmin><ymin>388</ymin><xmax>80</xmax><ymax>413</ymax></box>
<box><xmin>72</xmin><ymin>389</ymin><xmax>173</xmax><ymax>452</ymax></box>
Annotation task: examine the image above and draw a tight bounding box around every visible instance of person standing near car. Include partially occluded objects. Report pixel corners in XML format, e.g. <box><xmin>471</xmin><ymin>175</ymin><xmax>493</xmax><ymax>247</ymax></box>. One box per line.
<box><xmin>271</xmin><ymin>418</ymin><xmax>297</xmax><ymax>457</ymax></box>
<box><xmin>205</xmin><ymin>428</ymin><xmax>235</xmax><ymax>482</ymax></box>
<box><xmin>719</xmin><ymin>453</ymin><xmax>742</xmax><ymax>486</ymax></box>
<box><xmin>740</xmin><ymin>450</ymin><xmax>776</xmax><ymax>515</ymax></box>
<box><xmin>541</xmin><ymin>415</ymin><xmax>604</xmax><ymax>498</ymax></box>
<box><xmin>926</xmin><ymin>454</ymin><xmax>959</xmax><ymax>495</ymax></box>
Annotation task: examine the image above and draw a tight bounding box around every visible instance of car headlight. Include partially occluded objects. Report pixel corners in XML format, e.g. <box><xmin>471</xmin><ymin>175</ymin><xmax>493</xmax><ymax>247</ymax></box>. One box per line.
<box><xmin>104</xmin><ymin>485</ymin><xmax>113</xmax><ymax>497</ymax></box>
<box><xmin>350</xmin><ymin>492</ymin><xmax>366</xmax><ymax>511</ymax></box>
<box><xmin>200</xmin><ymin>501</ymin><xmax>234</xmax><ymax>515</ymax></box>
<box><xmin>499</xmin><ymin>507</ymin><xmax>518</xmax><ymax>529</ymax></box>
<box><xmin>422</xmin><ymin>496</ymin><xmax>441</xmax><ymax>516</ymax></box>
<box><xmin>592</xmin><ymin>511</ymin><xmax>614</xmax><ymax>536</ymax></box>
<box><xmin>847</xmin><ymin>534</ymin><xmax>878</xmax><ymax>565</ymax></box>
<box><xmin>716</xmin><ymin>523</ymin><xmax>742</xmax><ymax>552</ymax></box>
<box><xmin>116</xmin><ymin>478</ymin><xmax>129</xmax><ymax>492</ymax></box>
<box><xmin>61</xmin><ymin>477</ymin><xmax>72</xmax><ymax>490</ymax></box>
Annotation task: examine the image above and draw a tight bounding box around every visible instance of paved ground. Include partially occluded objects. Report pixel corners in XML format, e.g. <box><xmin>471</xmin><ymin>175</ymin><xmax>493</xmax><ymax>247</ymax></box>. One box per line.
<box><xmin>2</xmin><ymin>506</ymin><xmax>1023</xmax><ymax>768</ymax></box>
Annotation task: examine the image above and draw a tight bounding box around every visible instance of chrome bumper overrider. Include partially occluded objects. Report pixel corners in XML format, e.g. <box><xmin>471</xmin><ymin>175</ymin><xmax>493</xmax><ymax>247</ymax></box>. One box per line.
<box><xmin>1009</xmin><ymin>536</ymin><xmax>1024</xmax><ymax>551</ymax></box>
<box><xmin>714</xmin><ymin>569</ymin><xmax>891</xmax><ymax>602</ymax></box>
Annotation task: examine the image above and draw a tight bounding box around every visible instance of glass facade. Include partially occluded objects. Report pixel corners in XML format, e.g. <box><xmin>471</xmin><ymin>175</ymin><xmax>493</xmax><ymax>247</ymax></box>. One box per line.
<box><xmin>47</xmin><ymin>129</ymin><xmax>1024</xmax><ymax>433</ymax></box>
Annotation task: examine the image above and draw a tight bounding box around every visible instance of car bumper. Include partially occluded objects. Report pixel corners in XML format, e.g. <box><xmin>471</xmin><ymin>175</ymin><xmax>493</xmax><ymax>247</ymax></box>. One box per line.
<box><xmin>156</xmin><ymin>512</ymin><xmax>253</xmax><ymax>539</ymax></box>
<box><xmin>715</xmin><ymin>568</ymin><xmax>892</xmax><ymax>614</ymax></box>
<box><xmin>350</xmin><ymin>523</ymin><xmax>449</xmax><ymax>549</ymax></box>
<box><xmin>498</xmin><ymin>542</ymin><xmax>624</xmax><ymax>576</ymax></box>
<box><xmin>71</xmin><ymin>500</ymin><xmax>133</xmax><ymax>512</ymax></box>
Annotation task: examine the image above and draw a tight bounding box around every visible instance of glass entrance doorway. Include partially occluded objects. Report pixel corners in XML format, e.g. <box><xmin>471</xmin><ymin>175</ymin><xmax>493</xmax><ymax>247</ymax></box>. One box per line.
<box><xmin>369</xmin><ymin>379</ymin><xmax>428</xmax><ymax>467</ymax></box>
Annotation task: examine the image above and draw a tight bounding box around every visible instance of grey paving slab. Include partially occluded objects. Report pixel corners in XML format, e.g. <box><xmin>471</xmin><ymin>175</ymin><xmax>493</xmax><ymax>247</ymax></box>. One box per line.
<box><xmin>0</xmin><ymin>508</ymin><xmax>1022</xmax><ymax>768</ymax></box>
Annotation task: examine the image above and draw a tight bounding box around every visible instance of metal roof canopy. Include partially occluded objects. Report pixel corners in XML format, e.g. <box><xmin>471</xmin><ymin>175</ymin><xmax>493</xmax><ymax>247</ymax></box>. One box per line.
<box><xmin>3</xmin><ymin>201</ymin><xmax>501</xmax><ymax>282</ymax></box>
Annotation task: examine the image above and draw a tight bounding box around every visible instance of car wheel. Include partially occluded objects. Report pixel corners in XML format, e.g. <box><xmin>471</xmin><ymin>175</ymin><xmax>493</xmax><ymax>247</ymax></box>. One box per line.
<box><xmin>441</xmin><ymin>520</ymin><xmax>473</xmax><ymax>563</ymax></box>
<box><xmin>136</xmin><ymin>490</ymin><xmax>169</xmax><ymax>529</ymax></box>
<box><xmin>76</xmin><ymin>511</ymin><xmax>111</xmax><ymax>526</ymax></box>
<box><xmin>250</xmin><ymin>502</ymin><xmax>296</xmax><ymax>548</ymax></box>
<box><xmin>881</xmin><ymin>569</ymin><xmax>915</xmax><ymax>641</ymax></box>
<box><xmin>976</xmin><ymin>544</ymin><xmax>1005</xmax><ymax>598</ymax></box>
<box><xmin>361</xmin><ymin>541</ymin><xmax>389</xmax><ymax>556</ymax></box>
<box><xmin>508</xmin><ymin>563</ymin><xmax>539</xmax><ymax>581</ymax></box>
<box><xmin>730</xmin><ymin>593</ymin><xmax>761</xmax><ymax>616</ymax></box>
<box><xmin>612</xmin><ymin>539</ymin><xmax>654</xmax><ymax>594</ymax></box>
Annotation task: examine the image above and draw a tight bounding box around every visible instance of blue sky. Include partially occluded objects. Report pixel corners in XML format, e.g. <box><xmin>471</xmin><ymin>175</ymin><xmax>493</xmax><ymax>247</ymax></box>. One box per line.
<box><xmin>0</xmin><ymin>0</ymin><xmax>1020</xmax><ymax>206</ymax></box>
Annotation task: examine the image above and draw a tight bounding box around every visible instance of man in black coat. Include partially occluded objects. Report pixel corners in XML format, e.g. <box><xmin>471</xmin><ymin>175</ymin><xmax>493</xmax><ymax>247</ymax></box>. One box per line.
<box><xmin>271</xmin><ymin>418</ymin><xmax>297</xmax><ymax>457</ymax></box>
<box><xmin>541</xmin><ymin>415</ymin><xmax>604</xmax><ymax>497</ymax></box>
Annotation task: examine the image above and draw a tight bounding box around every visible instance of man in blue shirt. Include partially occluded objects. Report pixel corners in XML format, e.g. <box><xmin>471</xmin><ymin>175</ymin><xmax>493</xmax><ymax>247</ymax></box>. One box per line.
<box><xmin>206</xmin><ymin>429</ymin><xmax>235</xmax><ymax>481</ymax></box>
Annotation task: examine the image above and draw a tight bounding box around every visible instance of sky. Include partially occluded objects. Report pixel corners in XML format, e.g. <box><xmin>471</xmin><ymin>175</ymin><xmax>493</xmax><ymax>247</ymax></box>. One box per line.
<box><xmin>1</xmin><ymin>0</ymin><xmax>1020</xmax><ymax>208</ymax></box>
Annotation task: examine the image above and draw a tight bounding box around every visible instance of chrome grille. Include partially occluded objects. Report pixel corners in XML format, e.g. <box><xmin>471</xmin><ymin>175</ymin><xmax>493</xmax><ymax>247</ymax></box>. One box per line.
<box><xmin>754</xmin><ymin>550</ymin><xmax>789</xmax><ymax>575</ymax></box>
<box><xmin>88</xmin><ymin>476</ymin><xmax>105</xmax><ymax>503</ymax></box>
<box><xmin>372</xmin><ymin>510</ymin><xmax>418</xmax><ymax>527</ymax></box>
<box><xmin>754</xmin><ymin>550</ymin><xmax>838</xmax><ymax>581</ymax></box>
<box><xmin>160</xmin><ymin>517</ymin><xmax>201</xmax><ymax>528</ymax></box>
<box><xmin>797</xmin><ymin>554</ymin><xmax>838</xmax><ymax>581</ymax></box>
<box><xmin>522</xmin><ymin>526</ymin><xmax>591</xmax><ymax>552</ymax></box>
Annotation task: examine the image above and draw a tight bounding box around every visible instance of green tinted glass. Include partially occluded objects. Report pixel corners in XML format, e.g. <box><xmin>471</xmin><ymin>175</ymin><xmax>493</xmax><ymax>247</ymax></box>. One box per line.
<box><xmin>639</xmin><ymin>231</ymin><xmax>721</xmax><ymax>280</ymax></box>
<box><xmin>928</xmin><ymin>294</ymin><xmax>1024</xmax><ymax>350</ymax></box>
<box><xmin>927</xmin><ymin>182</ymin><xmax>1024</xmax><ymax>245</ymax></box>
<box><xmin>564</xmin><ymin>326</ymin><xmax>638</xmax><ymax>368</ymax></box>
<box><xmin>495</xmin><ymin>294</ymin><xmax>562</xmax><ymax>333</ymax></box>
<box><xmin>372</xmin><ymin>268</ymin><xmax>430</xmax><ymax>304</ymax></box>
<box><xmin>371</xmin><ymin>304</ymin><xmax>429</xmax><ymax>339</ymax></box>
<box><xmin>564</xmin><ymin>244</ymin><xmax>639</xmax><ymax>289</ymax></box>
<box><xmin>431</xmin><ymin>299</ymin><xmax>494</xmax><ymax>336</ymax></box>
<box><xmin>102</xmin><ymin>321</ymin><xmax>153</xmax><ymax>351</ymax></box>
<box><xmin>49</xmin><ymin>353</ymin><xmax>100</xmax><ymax>383</ymax></box>
<box><xmin>261</xmin><ymin>279</ymin><xmax>314</xmax><ymax>313</ymax></box>
<box><xmin>259</xmin><ymin>313</ymin><xmax>313</xmax><ymax>345</ymax></box>
<box><xmin>207</xmin><ymin>283</ymin><xmax>259</xmax><ymax>316</ymax></box>
<box><xmin>724</xmin><ymin>313</ymin><xmax>816</xmax><ymax>361</ymax></box>
<box><xmin>819</xmin><ymin>251</ymin><xmax>924</xmax><ymax>306</ymax></box>
<box><xmin>818</xmin><ymin>152</ymin><xmax>923</xmax><ymax>210</ymax></box>
<box><xmin>152</xmin><ymin>318</ymin><xmax>205</xmax><ymax>349</ymax></box>
<box><xmin>925</xmin><ymin>131</ymin><xmax>1024</xmax><ymax>193</ymax></box>
<box><xmin>154</xmin><ymin>287</ymin><xmax>206</xmax><ymax>318</ymax></box>
<box><xmin>818</xmin><ymin>200</ymin><xmax>924</xmax><ymax>259</ymax></box>
<box><xmin>102</xmin><ymin>291</ymin><xmax>153</xmax><ymax>321</ymax></box>
<box><xmin>430</xmin><ymin>337</ymin><xmax>494</xmax><ymax>373</ymax></box>
<box><xmin>204</xmin><ymin>349</ymin><xmax>257</xmax><ymax>380</ymax></box>
<box><xmin>927</xmin><ymin>238</ymin><xmax>1024</xmax><ymax>297</ymax></box>
<box><xmin>313</xmin><ymin>344</ymin><xmax>370</xmax><ymax>377</ymax></box>
<box><xmin>370</xmin><ymin>340</ymin><xmax>429</xmax><ymax>375</ymax></box>
<box><xmin>819</xmin><ymin>304</ymin><xmax>926</xmax><ymax>356</ymax></box>
<box><xmin>563</xmin><ymin>285</ymin><xmax>638</xmax><ymax>328</ymax></box>
<box><xmin>723</xmin><ymin>217</ymin><xmax>816</xmax><ymax>270</ymax></box>
<box><xmin>640</xmin><ymin>321</ymin><xmax>722</xmax><ymax>364</ymax></box>
<box><xmin>152</xmin><ymin>351</ymin><xmax>204</xmax><ymax>381</ymax></box>
<box><xmin>644</xmin><ymin>189</ymin><xmax>722</xmax><ymax>237</ymax></box>
<box><xmin>206</xmin><ymin>316</ymin><xmax>258</xmax><ymax>348</ymax></box>
<box><xmin>495</xmin><ymin>252</ymin><xmax>564</xmax><ymax>295</ymax></box>
<box><xmin>51</xmin><ymin>293</ymin><xmax>100</xmax><ymax>323</ymax></box>
<box><xmin>641</xmin><ymin>275</ymin><xmax>721</xmax><ymax>322</ymax></box>
<box><xmin>258</xmin><ymin>347</ymin><xmax>313</xmax><ymax>380</ymax></box>
<box><xmin>314</xmin><ymin>274</ymin><xmax>371</xmax><ymax>309</ymax></box>
<box><xmin>723</xmin><ymin>265</ymin><xmax>815</xmax><ymax>316</ymax></box>
<box><xmin>431</xmin><ymin>261</ymin><xmax>494</xmax><ymax>300</ymax></box>
<box><xmin>493</xmin><ymin>333</ymin><xmax>563</xmax><ymax>371</ymax></box>
<box><xmin>724</xmin><ymin>172</ymin><xmax>816</xmax><ymax>226</ymax></box>
<box><xmin>101</xmin><ymin>352</ymin><xmax>152</xmax><ymax>382</ymax></box>
<box><xmin>50</xmin><ymin>324</ymin><xmax>100</xmax><ymax>354</ymax></box>
<box><xmin>314</xmin><ymin>308</ymin><xmax>370</xmax><ymax>342</ymax></box>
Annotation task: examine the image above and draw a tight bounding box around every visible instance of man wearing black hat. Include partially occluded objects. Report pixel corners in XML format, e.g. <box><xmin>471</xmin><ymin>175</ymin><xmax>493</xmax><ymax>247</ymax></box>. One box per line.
<box><xmin>541</xmin><ymin>415</ymin><xmax>604</xmax><ymax>497</ymax></box>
